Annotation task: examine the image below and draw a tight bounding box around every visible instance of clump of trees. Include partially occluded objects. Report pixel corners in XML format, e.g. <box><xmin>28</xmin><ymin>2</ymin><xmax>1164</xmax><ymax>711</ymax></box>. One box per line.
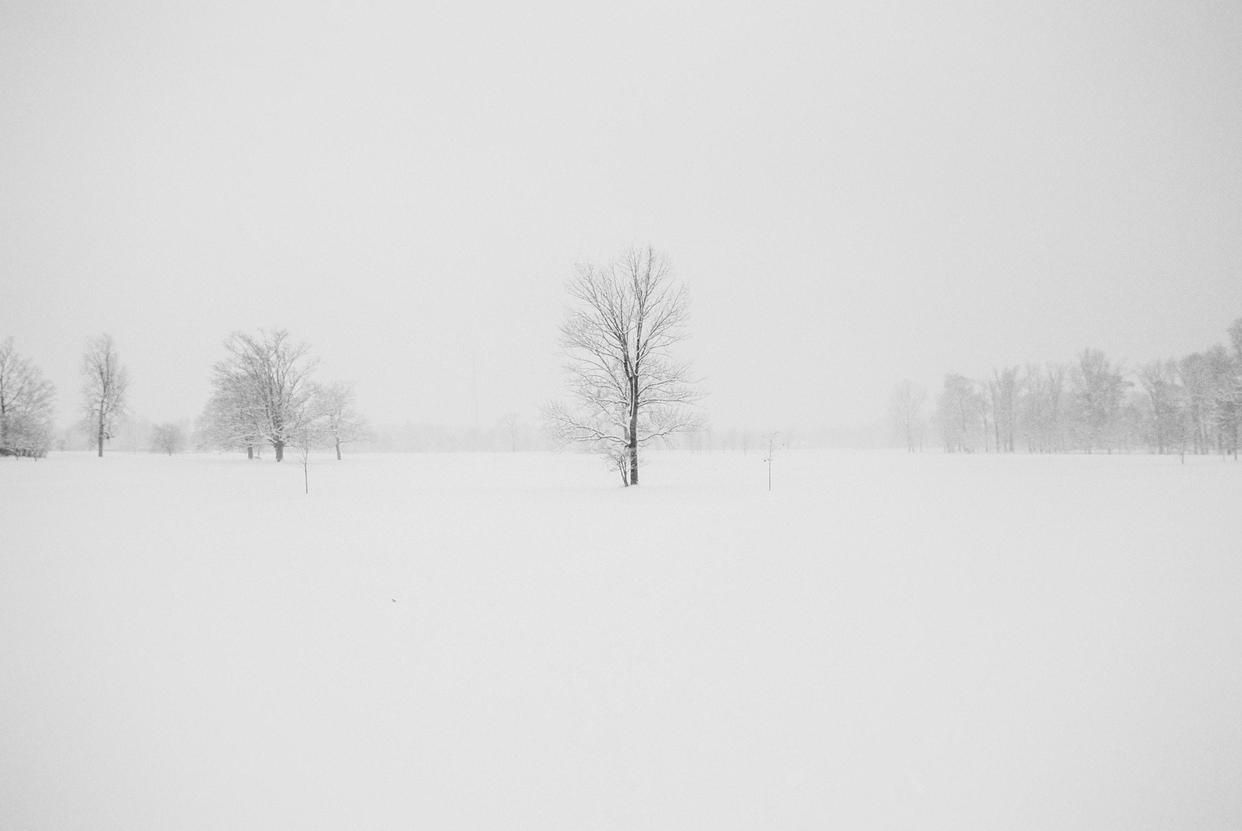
<box><xmin>894</xmin><ymin>317</ymin><xmax>1242</xmax><ymax>457</ymax></box>
<box><xmin>544</xmin><ymin>246</ymin><xmax>702</xmax><ymax>485</ymax></box>
<box><xmin>198</xmin><ymin>328</ymin><xmax>366</xmax><ymax>462</ymax></box>
<box><xmin>0</xmin><ymin>338</ymin><xmax>56</xmax><ymax>458</ymax></box>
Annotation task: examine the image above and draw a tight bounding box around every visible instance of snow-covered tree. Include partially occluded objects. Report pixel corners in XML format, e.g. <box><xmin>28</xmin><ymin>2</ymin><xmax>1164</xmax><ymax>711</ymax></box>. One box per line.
<box><xmin>0</xmin><ymin>338</ymin><xmax>56</xmax><ymax>458</ymax></box>
<box><xmin>545</xmin><ymin>246</ymin><xmax>702</xmax><ymax>486</ymax></box>
<box><xmin>310</xmin><ymin>381</ymin><xmax>367</xmax><ymax>460</ymax></box>
<box><xmin>198</xmin><ymin>369</ymin><xmax>261</xmax><ymax>456</ymax></box>
<box><xmin>151</xmin><ymin>422</ymin><xmax>186</xmax><ymax>456</ymax></box>
<box><xmin>1178</xmin><ymin>351</ymin><xmax>1215</xmax><ymax>455</ymax></box>
<box><xmin>1229</xmin><ymin>318</ymin><xmax>1242</xmax><ymax>359</ymax></box>
<box><xmin>207</xmin><ymin>329</ymin><xmax>317</xmax><ymax>462</ymax></box>
<box><xmin>1071</xmin><ymin>348</ymin><xmax>1128</xmax><ymax>453</ymax></box>
<box><xmin>1138</xmin><ymin>359</ymin><xmax>1184</xmax><ymax>455</ymax></box>
<box><xmin>989</xmin><ymin>366</ymin><xmax>1020</xmax><ymax>453</ymax></box>
<box><xmin>1205</xmin><ymin>344</ymin><xmax>1240</xmax><ymax>459</ymax></box>
<box><xmin>1018</xmin><ymin>363</ymin><xmax>1066</xmax><ymax>453</ymax></box>
<box><xmin>937</xmin><ymin>373</ymin><xmax>981</xmax><ymax>453</ymax></box>
<box><xmin>81</xmin><ymin>334</ymin><xmax>129</xmax><ymax>458</ymax></box>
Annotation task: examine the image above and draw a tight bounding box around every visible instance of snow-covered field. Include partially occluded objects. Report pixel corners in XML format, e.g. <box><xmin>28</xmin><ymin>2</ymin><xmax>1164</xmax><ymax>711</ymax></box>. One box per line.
<box><xmin>2</xmin><ymin>450</ymin><xmax>1240</xmax><ymax>830</ymax></box>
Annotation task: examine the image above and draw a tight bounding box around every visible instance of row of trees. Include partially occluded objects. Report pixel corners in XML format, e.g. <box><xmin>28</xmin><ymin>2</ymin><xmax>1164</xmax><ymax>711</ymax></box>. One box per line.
<box><xmin>2</xmin><ymin>329</ymin><xmax>367</xmax><ymax>462</ymax></box>
<box><xmin>1</xmin><ymin>334</ymin><xmax>128</xmax><ymax>458</ymax></box>
<box><xmin>892</xmin><ymin>319</ymin><xmax>1242</xmax><ymax>457</ymax></box>
<box><xmin>7</xmin><ymin>246</ymin><xmax>702</xmax><ymax>484</ymax></box>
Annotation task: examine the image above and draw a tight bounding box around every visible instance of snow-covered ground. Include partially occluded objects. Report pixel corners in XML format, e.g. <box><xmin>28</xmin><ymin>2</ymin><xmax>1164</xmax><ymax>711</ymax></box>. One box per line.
<box><xmin>2</xmin><ymin>449</ymin><xmax>1240</xmax><ymax>829</ymax></box>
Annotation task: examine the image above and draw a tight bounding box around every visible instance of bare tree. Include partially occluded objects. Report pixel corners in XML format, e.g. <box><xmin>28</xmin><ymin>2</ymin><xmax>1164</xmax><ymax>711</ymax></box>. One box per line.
<box><xmin>1072</xmin><ymin>348</ymin><xmax>1128</xmax><ymax>453</ymax></box>
<box><xmin>763</xmin><ymin>432</ymin><xmax>781</xmax><ymax>491</ymax></box>
<box><xmin>989</xmin><ymin>366</ymin><xmax>1019</xmax><ymax>453</ymax></box>
<box><xmin>209</xmin><ymin>329</ymin><xmax>316</xmax><ymax>462</ymax></box>
<box><xmin>151</xmin><ymin>422</ymin><xmax>186</xmax><ymax>456</ymax></box>
<box><xmin>81</xmin><ymin>334</ymin><xmax>129</xmax><ymax>458</ymax></box>
<box><xmin>937</xmin><ymin>373</ymin><xmax>981</xmax><ymax>453</ymax></box>
<box><xmin>0</xmin><ymin>338</ymin><xmax>56</xmax><ymax>458</ymax></box>
<box><xmin>1179</xmin><ymin>351</ymin><xmax>1215</xmax><ymax>454</ymax></box>
<box><xmin>889</xmin><ymin>379</ymin><xmax>925</xmax><ymax>452</ymax></box>
<box><xmin>310</xmin><ymin>381</ymin><xmax>367</xmax><ymax>460</ymax></box>
<box><xmin>1229</xmin><ymin>317</ymin><xmax>1242</xmax><ymax>360</ymax></box>
<box><xmin>1205</xmin><ymin>344</ymin><xmax>1240</xmax><ymax>459</ymax></box>
<box><xmin>499</xmin><ymin>412</ymin><xmax>520</xmax><ymax>452</ymax></box>
<box><xmin>290</xmin><ymin>418</ymin><xmax>330</xmax><ymax>493</ymax></box>
<box><xmin>1138</xmin><ymin>359</ymin><xmax>1183</xmax><ymax>455</ymax></box>
<box><xmin>1020</xmin><ymin>363</ymin><xmax>1067</xmax><ymax>453</ymax></box>
<box><xmin>545</xmin><ymin>247</ymin><xmax>702</xmax><ymax>485</ymax></box>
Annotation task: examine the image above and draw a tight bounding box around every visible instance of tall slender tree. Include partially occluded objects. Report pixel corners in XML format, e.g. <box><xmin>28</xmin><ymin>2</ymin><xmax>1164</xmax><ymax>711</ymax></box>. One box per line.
<box><xmin>990</xmin><ymin>366</ymin><xmax>1019</xmax><ymax>453</ymax></box>
<box><xmin>889</xmin><ymin>379</ymin><xmax>925</xmax><ymax>452</ymax></box>
<box><xmin>81</xmin><ymin>334</ymin><xmax>129</xmax><ymax>457</ymax></box>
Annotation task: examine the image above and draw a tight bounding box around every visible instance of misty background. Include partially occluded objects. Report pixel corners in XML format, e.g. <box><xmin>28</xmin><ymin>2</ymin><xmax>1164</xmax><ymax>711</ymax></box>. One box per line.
<box><xmin>2</xmin><ymin>1</ymin><xmax>1240</xmax><ymax>439</ymax></box>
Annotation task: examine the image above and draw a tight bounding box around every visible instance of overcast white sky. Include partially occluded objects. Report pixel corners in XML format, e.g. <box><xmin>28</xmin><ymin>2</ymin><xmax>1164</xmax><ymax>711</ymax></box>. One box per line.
<box><xmin>2</xmin><ymin>1</ymin><xmax>1240</xmax><ymax>432</ymax></box>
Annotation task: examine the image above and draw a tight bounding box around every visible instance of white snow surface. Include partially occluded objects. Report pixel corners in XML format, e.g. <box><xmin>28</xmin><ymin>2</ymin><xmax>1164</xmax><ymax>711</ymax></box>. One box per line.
<box><xmin>2</xmin><ymin>450</ymin><xmax>1240</xmax><ymax>830</ymax></box>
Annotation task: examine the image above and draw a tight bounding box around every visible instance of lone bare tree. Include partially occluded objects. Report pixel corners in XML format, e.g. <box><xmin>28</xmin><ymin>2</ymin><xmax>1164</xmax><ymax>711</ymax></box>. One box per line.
<box><xmin>889</xmin><ymin>379</ymin><xmax>925</xmax><ymax>452</ymax></box>
<box><xmin>151</xmin><ymin>422</ymin><xmax>186</xmax><ymax>456</ymax></box>
<box><xmin>0</xmin><ymin>338</ymin><xmax>56</xmax><ymax>458</ymax></box>
<box><xmin>499</xmin><ymin>412</ymin><xmax>520</xmax><ymax>451</ymax></box>
<box><xmin>291</xmin><ymin>417</ymin><xmax>330</xmax><ymax>493</ymax></box>
<box><xmin>210</xmin><ymin>329</ymin><xmax>316</xmax><ymax>462</ymax></box>
<box><xmin>546</xmin><ymin>247</ymin><xmax>701</xmax><ymax>486</ymax></box>
<box><xmin>81</xmin><ymin>334</ymin><xmax>129</xmax><ymax>457</ymax></box>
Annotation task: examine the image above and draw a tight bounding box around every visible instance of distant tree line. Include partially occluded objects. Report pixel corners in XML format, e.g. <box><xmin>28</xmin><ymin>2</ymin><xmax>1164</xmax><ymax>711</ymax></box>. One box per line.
<box><xmin>892</xmin><ymin>318</ymin><xmax>1242</xmax><ymax>458</ymax></box>
<box><xmin>1</xmin><ymin>328</ymin><xmax>370</xmax><ymax>462</ymax></box>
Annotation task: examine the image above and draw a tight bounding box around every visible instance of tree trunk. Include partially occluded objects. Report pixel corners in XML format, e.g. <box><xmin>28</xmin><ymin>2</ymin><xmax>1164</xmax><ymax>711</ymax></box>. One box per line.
<box><xmin>97</xmin><ymin>409</ymin><xmax>104</xmax><ymax>457</ymax></box>
<box><xmin>247</xmin><ymin>445</ymin><xmax>254</xmax><ymax>460</ymax></box>
<box><xmin>335</xmin><ymin>439</ymin><xmax>341</xmax><ymax>461</ymax></box>
<box><xmin>628</xmin><ymin>377</ymin><xmax>639</xmax><ymax>486</ymax></box>
<box><xmin>275</xmin><ymin>441</ymin><xmax>284</xmax><ymax>462</ymax></box>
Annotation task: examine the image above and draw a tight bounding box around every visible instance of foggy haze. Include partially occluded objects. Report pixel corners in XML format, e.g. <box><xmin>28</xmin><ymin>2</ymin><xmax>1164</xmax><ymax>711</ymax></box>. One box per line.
<box><xmin>2</xmin><ymin>1</ymin><xmax>1240</xmax><ymax>432</ymax></box>
<box><xmin>5</xmin><ymin>6</ymin><xmax>1242</xmax><ymax>827</ymax></box>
